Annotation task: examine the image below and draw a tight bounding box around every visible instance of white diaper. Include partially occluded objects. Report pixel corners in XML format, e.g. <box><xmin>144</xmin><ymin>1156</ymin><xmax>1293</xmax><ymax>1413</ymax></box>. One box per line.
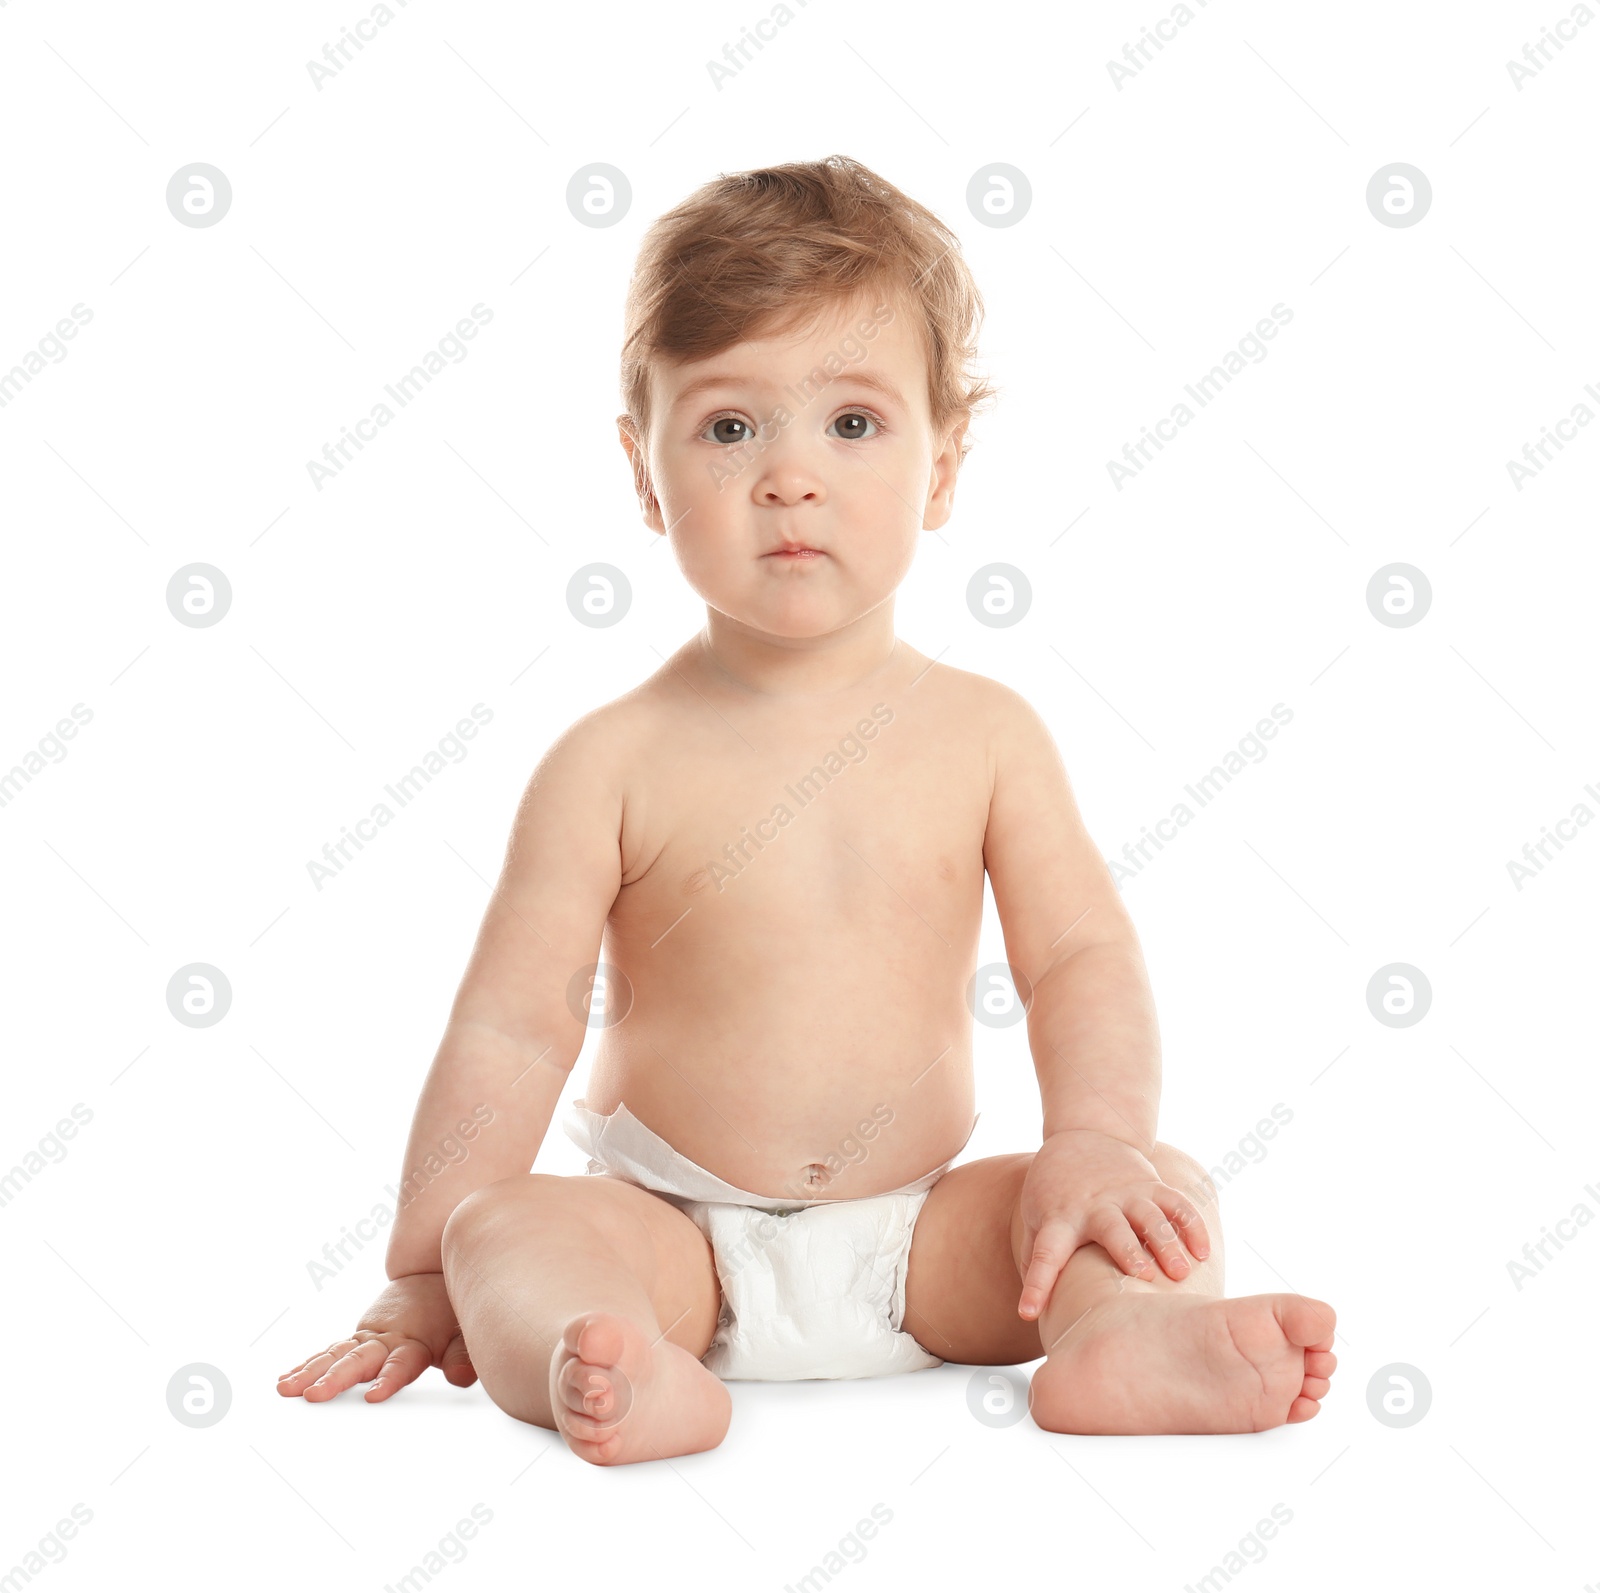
<box><xmin>561</xmin><ymin>1099</ymin><xmax>979</xmax><ymax>1382</ymax></box>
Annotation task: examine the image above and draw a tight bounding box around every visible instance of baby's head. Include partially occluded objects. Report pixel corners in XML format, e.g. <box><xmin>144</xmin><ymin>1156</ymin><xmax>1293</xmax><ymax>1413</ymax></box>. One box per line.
<box><xmin>617</xmin><ymin>155</ymin><xmax>995</xmax><ymax>644</ymax></box>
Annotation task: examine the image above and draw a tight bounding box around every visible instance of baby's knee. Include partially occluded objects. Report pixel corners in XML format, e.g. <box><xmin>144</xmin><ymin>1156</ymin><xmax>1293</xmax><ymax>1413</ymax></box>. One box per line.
<box><xmin>442</xmin><ymin>1173</ymin><xmax>566</xmax><ymax>1260</ymax></box>
<box><xmin>1150</xmin><ymin>1142</ymin><xmax>1218</xmax><ymax>1209</ymax></box>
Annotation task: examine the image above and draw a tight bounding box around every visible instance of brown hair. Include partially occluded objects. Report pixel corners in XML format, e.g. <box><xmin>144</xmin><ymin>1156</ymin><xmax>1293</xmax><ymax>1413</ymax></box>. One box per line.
<box><xmin>618</xmin><ymin>154</ymin><xmax>996</xmax><ymax>495</ymax></box>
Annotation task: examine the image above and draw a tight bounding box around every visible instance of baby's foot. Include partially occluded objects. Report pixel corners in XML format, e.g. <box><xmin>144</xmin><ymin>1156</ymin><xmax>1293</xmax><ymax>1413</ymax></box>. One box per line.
<box><xmin>1029</xmin><ymin>1290</ymin><xmax>1336</xmax><ymax>1435</ymax></box>
<box><xmin>550</xmin><ymin>1311</ymin><xmax>732</xmax><ymax>1466</ymax></box>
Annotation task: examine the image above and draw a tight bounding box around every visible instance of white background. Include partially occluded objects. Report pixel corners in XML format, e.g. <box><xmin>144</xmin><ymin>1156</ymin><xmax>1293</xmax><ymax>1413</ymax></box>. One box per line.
<box><xmin>2</xmin><ymin>1</ymin><xmax>1596</xmax><ymax>1588</ymax></box>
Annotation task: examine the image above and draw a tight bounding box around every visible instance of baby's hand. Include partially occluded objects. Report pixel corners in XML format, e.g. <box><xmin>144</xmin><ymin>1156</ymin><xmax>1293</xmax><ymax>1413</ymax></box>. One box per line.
<box><xmin>276</xmin><ymin>1273</ymin><xmax>476</xmax><ymax>1403</ymax></box>
<box><xmin>1016</xmin><ymin>1129</ymin><xmax>1210</xmax><ymax>1320</ymax></box>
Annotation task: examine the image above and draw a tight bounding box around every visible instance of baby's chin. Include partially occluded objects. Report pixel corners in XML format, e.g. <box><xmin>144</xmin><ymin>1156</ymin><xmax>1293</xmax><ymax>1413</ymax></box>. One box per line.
<box><xmin>710</xmin><ymin>590</ymin><xmax>882</xmax><ymax>644</ymax></box>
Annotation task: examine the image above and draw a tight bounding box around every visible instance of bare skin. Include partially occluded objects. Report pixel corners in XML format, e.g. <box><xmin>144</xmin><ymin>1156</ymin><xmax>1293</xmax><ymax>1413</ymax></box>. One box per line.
<box><xmin>277</xmin><ymin>286</ymin><xmax>1336</xmax><ymax>1460</ymax></box>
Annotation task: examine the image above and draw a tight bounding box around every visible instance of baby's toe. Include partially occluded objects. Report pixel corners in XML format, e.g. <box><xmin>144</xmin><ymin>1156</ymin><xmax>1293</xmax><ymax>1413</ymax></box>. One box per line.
<box><xmin>1286</xmin><ymin>1394</ymin><xmax>1321</xmax><ymax>1423</ymax></box>
<box><xmin>1279</xmin><ymin>1295</ymin><xmax>1337</xmax><ymax>1349</ymax></box>
<box><xmin>572</xmin><ymin>1312</ymin><xmax>628</xmax><ymax>1370</ymax></box>
<box><xmin>559</xmin><ymin>1362</ymin><xmax>615</xmax><ymax>1418</ymax></box>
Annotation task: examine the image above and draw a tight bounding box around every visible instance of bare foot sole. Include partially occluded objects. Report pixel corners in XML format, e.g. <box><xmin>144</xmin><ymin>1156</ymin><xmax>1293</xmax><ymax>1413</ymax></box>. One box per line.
<box><xmin>1029</xmin><ymin>1290</ymin><xmax>1337</xmax><ymax>1435</ymax></box>
<box><xmin>550</xmin><ymin>1311</ymin><xmax>732</xmax><ymax>1466</ymax></box>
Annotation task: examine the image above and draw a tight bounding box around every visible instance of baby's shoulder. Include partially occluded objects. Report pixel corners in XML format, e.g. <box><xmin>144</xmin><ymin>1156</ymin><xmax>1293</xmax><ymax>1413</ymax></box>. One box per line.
<box><xmin>537</xmin><ymin>682</ymin><xmax>663</xmax><ymax>775</ymax></box>
<box><xmin>912</xmin><ymin>658</ymin><xmax>1053</xmax><ymax>744</ymax></box>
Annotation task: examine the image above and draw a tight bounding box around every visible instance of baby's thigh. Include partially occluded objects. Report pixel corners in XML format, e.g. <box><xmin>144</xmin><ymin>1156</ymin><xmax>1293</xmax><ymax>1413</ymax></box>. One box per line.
<box><xmin>903</xmin><ymin>1154</ymin><xmax>1043</xmax><ymax>1367</ymax></box>
<box><xmin>443</xmin><ymin>1172</ymin><xmax>720</xmax><ymax>1355</ymax></box>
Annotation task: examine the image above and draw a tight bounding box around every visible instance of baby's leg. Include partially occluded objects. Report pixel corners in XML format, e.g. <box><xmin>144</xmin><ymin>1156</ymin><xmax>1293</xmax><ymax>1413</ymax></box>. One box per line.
<box><xmin>441</xmin><ymin>1173</ymin><xmax>729</xmax><ymax>1465</ymax></box>
<box><xmin>1026</xmin><ymin>1144</ymin><xmax>1337</xmax><ymax>1434</ymax></box>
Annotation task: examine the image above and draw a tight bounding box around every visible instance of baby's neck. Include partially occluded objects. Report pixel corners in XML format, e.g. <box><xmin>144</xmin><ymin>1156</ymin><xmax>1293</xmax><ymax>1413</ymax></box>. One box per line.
<box><xmin>694</xmin><ymin>611</ymin><xmax>903</xmax><ymax>698</ymax></box>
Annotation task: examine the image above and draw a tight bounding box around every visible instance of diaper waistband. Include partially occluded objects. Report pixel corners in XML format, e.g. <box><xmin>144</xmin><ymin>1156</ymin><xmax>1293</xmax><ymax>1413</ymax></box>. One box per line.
<box><xmin>561</xmin><ymin>1098</ymin><xmax>978</xmax><ymax>1212</ymax></box>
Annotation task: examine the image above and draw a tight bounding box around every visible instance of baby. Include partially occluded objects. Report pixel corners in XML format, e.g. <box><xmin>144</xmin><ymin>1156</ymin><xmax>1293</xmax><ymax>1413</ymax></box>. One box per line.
<box><xmin>277</xmin><ymin>155</ymin><xmax>1337</xmax><ymax>1464</ymax></box>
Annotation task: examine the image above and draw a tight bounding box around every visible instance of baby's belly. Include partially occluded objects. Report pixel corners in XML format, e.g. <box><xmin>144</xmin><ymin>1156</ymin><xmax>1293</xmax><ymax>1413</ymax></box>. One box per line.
<box><xmin>592</xmin><ymin>803</ymin><xmax>988</xmax><ymax>1199</ymax></box>
<box><xmin>582</xmin><ymin>946</ymin><xmax>980</xmax><ymax>1201</ymax></box>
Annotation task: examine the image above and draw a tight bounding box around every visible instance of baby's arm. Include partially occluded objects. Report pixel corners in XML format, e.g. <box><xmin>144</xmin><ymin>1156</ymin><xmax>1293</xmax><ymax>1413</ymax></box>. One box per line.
<box><xmin>278</xmin><ymin>712</ymin><xmax>625</xmax><ymax>1403</ymax></box>
<box><xmin>980</xmin><ymin>685</ymin><xmax>1210</xmax><ymax>1318</ymax></box>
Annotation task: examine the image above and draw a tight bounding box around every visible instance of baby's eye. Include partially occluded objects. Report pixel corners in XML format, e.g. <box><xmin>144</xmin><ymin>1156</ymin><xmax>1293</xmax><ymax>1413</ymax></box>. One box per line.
<box><xmin>830</xmin><ymin>410</ymin><xmax>880</xmax><ymax>441</ymax></box>
<box><xmin>701</xmin><ymin>415</ymin><xmax>754</xmax><ymax>446</ymax></box>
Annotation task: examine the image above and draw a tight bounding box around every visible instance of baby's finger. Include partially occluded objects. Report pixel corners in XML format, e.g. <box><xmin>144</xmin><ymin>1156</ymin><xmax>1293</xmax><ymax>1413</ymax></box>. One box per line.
<box><xmin>439</xmin><ymin>1334</ymin><xmax>478</xmax><ymax>1388</ymax></box>
<box><xmin>365</xmin><ymin>1339</ymin><xmax>430</xmax><ymax>1402</ymax></box>
<box><xmin>305</xmin><ymin>1339</ymin><xmax>388</xmax><ymax>1402</ymax></box>
<box><xmin>276</xmin><ymin>1341</ymin><xmax>354</xmax><ymax>1395</ymax></box>
<box><xmin>1155</xmin><ymin>1186</ymin><xmax>1210</xmax><ymax>1260</ymax></box>
<box><xmin>1089</xmin><ymin>1208</ymin><xmax>1157</xmax><ymax>1279</ymax></box>
<box><xmin>1017</xmin><ymin>1220</ymin><xmax>1078</xmax><ymax>1320</ymax></box>
<box><xmin>1128</xmin><ymin>1199</ymin><xmax>1190</xmax><ymax>1281</ymax></box>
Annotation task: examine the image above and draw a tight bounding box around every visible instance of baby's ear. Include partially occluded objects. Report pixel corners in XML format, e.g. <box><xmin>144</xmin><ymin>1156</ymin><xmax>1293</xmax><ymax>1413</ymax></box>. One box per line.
<box><xmin>923</xmin><ymin>416</ymin><xmax>969</xmax><ymax>531</ymax></box>
<box><xmin>616</xmin><ymin>414</ymin><xmax>662</xmax><ymax>530</ymax></box>
<box><xmin>946</xmin><ymin>416</ymin><xmax>971</xmax><ymax>466</ymax></box>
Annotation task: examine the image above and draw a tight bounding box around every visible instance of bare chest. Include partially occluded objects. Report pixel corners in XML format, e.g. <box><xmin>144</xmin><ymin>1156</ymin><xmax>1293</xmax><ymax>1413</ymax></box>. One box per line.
<box><xmin>614</xmin><ymin>698</ymin><xmax>990</xmax><ymax>950</ymax></box>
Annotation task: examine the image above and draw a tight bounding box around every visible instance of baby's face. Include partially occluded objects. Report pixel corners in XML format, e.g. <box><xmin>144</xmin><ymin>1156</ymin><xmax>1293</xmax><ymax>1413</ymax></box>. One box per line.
<box><xmin>624</xmin><ymin>290</ymin><xmax>963</xmax><ymax>644</ymax></box>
